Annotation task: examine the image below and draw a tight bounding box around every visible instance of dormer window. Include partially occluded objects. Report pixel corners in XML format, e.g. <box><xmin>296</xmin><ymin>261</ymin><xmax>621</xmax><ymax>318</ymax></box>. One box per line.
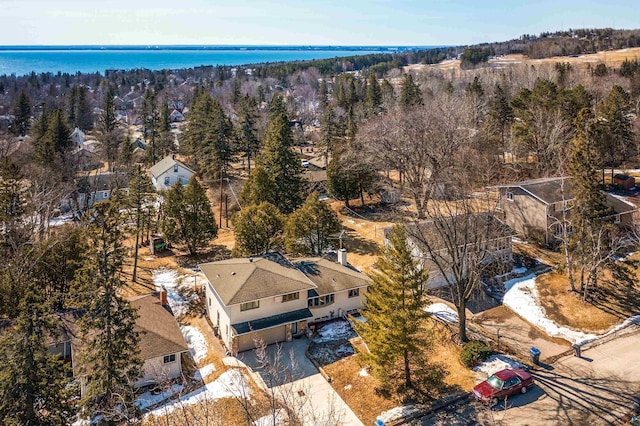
<box><xmin>506</xmin><ymin>192</ymin><xmax>514</xmax><ymax>201</ymax></box>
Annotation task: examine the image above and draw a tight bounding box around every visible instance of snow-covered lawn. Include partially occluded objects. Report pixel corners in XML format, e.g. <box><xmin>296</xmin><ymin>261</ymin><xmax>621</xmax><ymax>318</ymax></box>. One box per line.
<box><xmin>135</xmin><ymin>384</ymin><xmax>184</xmax><ymax>410</ymax></box>
<box><xmin>473</xmin><ymin>355</ymin><xmax>525</xmax><ymax>382</ymax></box>
<box><xmin>503</xmin><ymin>273</ymin><xmax>640</xmax><ymax>345</ymax></box>
<box><xmin>425</xmin><ymin>302</ymin><xmax>458</xmax><ymax>324</ymax></box>
<box><xmin>49</xmin><ymin>213</ymin><xmax>75</xmax><ymax>228</ymax></box>
<box><xmin>181</xmin><ymin>325</ymin><xmax>208</xmax><ymax>363</ymax></box>
<box><xmin>254</xmin><ymin>409</ymin><xmax>288</xmax><ymax>426</ymax></box>
<box><xmin>146</xmin><ymin>370</ymin><xmax>250</xmax><ymax>418</ymax></box>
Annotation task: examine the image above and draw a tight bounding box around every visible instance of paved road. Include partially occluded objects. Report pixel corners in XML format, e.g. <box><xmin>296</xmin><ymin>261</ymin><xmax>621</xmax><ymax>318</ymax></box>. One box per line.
<box><xmin>417</xmin><ymin>328</ymin><xmax>640</xmax><ymax>425</ymax></box>
<box><xmin>239</xmin><ymin>337</ymin><xmax>364</xmax><ymax>426</ymax></box>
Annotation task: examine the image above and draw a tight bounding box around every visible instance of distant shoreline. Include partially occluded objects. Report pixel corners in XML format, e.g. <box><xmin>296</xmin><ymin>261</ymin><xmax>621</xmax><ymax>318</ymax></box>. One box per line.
<box><xmin>0</xmin><ymin>45</ymin><xmax>443</xmax><ymax>52</ymax></box>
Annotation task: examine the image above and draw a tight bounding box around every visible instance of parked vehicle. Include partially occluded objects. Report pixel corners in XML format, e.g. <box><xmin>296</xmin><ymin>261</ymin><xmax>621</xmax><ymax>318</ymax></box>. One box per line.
<box><xmin>473</xmin><ymin>368</ymin><xmax>534</xmax><ymax>406</ymax></box>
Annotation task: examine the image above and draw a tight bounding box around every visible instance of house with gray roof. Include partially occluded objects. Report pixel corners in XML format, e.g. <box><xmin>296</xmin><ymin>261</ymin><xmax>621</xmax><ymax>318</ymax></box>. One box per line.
<box><xmin>149</xmin><ymin>155</ymin><xmax>196</xmax><ymax>191</ymax></box>
<box><xmin>201</xmin><ymin>250</ymin><xmax>369</xmax><ymax>353</ymax></box>
<box><xmin>496</xmin><ymin>177</ymin><xmax>637</xmax><ymax>244</ymax></box>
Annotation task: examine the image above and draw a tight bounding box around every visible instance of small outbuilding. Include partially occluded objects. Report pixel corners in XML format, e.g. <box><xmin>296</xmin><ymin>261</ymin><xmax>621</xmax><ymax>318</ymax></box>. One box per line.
<box><xmin>613</xmin><ymin>174</ymin><xmax>635</xmax><ymax>190</ymax></box>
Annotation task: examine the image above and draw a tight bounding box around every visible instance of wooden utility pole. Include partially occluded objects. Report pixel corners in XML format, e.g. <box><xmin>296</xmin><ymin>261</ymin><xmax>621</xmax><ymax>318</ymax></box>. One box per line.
<box><xmin>219</xmin><ymin>166</ymin><xmax>224</xmax><ymax>229</ymax></box>
<box><xmin>225</xmin><ymin>194</ymin><xmax>229</xmax><ymax>228</ymax></box>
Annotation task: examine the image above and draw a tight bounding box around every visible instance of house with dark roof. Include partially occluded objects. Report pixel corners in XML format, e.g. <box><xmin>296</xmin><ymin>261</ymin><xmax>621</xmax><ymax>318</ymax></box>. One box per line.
<box><xmin>149</xmin><ymin>155</ymin><xmax>196</xmax><ymax>191</ymax></box>
<box><xmin>75</xmin><ymin>171</ymin><xmax>130</xmax><ymax>210</ymax></box>
<box><xmin>496</xmin><ymin>177</ymin><xmax>637</xmax><ymax>244</ymax></box>
<box><xmin>386</xmin><ymin>213</ymin><xmax>515</xmax><ymax>289</ymax></box>
<box><xmin>201</xmin><ymin>250</ymin><xmax>369</xmax><ymax>353</ymax></box>
<box><xmin>48</xmin><ymin>292</ymin><xmax>189</xmax><ymax>396</ymax></box>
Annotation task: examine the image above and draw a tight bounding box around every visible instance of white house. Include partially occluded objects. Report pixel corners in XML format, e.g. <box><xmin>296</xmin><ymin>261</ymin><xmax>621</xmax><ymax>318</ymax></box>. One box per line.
<box><xmin>170</xmin><ymin>109</ymin><xmax>185</xmax><ymax>122</ymax></box>
<box><xmin>201</xmin><ymin>250</ymin><xmax>369</xmax><ymax>353</ymax></box>
<box><xmin>76</xmin><ymin>172</ymin><xmax>130</xmax><ymax>210</ymax></box>
<box><xmin>149</xmin><ymin>155</ymin><xmax>196</xmax><ymax>191</ymax></box>
<box><xmin>71</xmin><ymin>127</ymin><xmax>85</xmax><ymax>149</ymax></box>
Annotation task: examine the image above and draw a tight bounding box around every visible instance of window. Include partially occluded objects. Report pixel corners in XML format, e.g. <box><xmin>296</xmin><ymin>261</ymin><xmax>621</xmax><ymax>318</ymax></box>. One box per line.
<box><xmin>164</xmin><ymin>176</ymin><xmax>170</xmax><ymax>185</ymax></box>
<box><xmin>240</xmin><ymin>300</ymin><xmax>259</xmax><ymax>311</ymax></box>
<box><xmin>506</xmin><ymin>191</ymin><xmax>514</xmax><ymax>201</ymax></box>
<box><xmin>103</xmin><ymin>191</ymin><xmax>109</xmax><ymax>199</ymax></box>
<box><xmin>208</xmin><ymin>297</ymin><xmax>211</xmax><ymax>306</ymax></box>
<box><xmin>348</xmin><ymin>289</ymin><xmax>360</xmax><ymax>298</ymax></box>
<box><xmin>173</xmin><ymin>165</ymin><xmax>179</xmax><ymax>173</ymax></box>
<box><xmin>282</xmin><ymin>292</ymin><xmax>299</xmax><ymax>302</ymax></box>
<box><xmin>163</xmin><ymin>354</ymin><xmax>176</xmax><ymax>364</ymax></box>
<box><xmin>307</xmin><ymin>294</ymin><xmax>334</xmax><ymax>307</ymax></box>
<box><xmin>615</xmin><ymin>214</ymin><xmax>621</xmax><ymax>224</ymax></box>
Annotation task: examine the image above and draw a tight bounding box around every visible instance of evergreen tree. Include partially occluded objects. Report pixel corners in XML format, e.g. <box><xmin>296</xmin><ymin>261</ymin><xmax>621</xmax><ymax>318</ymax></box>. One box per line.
<box><xmin>326</xmin><ymin>154</ymin><xmax>360</xmax><ymax>208</ymax></box>
<box><xmin>381</xmin><ymin>79</ymin><xmax>396</xmax><ymax>110</ymax></box>
<box><xmin>127</xmin><ymin>165</ymin><xmax>155</xmax><ymax>282</ymax></box>
<box><xmin>486</xmin><ymin>83</ymin><xmax>514</xmax><ymax>150</ymax></box>
<box><xmin>34</xmin><ymin>109</ymin><xmax>72</xmax><ymax>166</ymax></box>
<box><xmin>319</xmin><ymin>103</ymin><xmax>342</xmax><ymax>167</ymax></box>
<box><xmin>98</xmin><ymin>86</ymin><xmax>121</xmax><ymax>169</ymax></box>
<box><xmin>231</xmin><ymin>201</ymin><xmax>283</xmax><ymax>256</ymax></box>
<box><xmin>260</xmin><ymin>105</ymin><xmax>303</xmax><ymax>213</ymax></box>
<box><xmin>365</xmin><ymin>72</ymin><xmax>382</xmax><ymax>117</ymax></box>
<box><xmin>399</xmin><ymin>74</ymin><xmax>422</xmax><ymax>108</ymax></box>
<box><xmin>76</xmin><ymin>85</ymin><xmax>93</xmax><ymax>131</ymax></box>
<box><xmin>598</xmin><ymin>85</ymin><xmax>634</xmax><ymax>179</ymax></box>
<box><xmin>318</xmin><ymin>79</ymin><xmax>329</xmax><ymax>109</ymax></box>
<box><xmin>67</xmin><ymin>85</ymin><xmax>78</xmax><ymax>128</ymax></box>
<box><xmin>354</xmin><ymin>225</ymin><xmax>443</xmax><ymax>398</ymax></box>
<box><xmin>11</xmin><ymin>90</ymin><xmax>31</xmax><ymax>136</ymax></box>
<box><xmin>236</xmin><ymin>95</ymin><xmax>261</xmax><ymax>172</ymax></box>
<box><xmin>0</xmin><ymin>278</ymin><xmax>74</xmax><ymax>425</ymax></box>
<box><xmin>161</xmin><ymin>176</ymin><xmax>218</xmax><ymax>255</ymax></box>
<box><xmin>239</xmin><ymin>166</ymin><xmax>277</xmax><ymax>207</ymax></box>
<box><xmin>285</xmin><ymin>192</ymin><xmax>341</xmax><ymax>255</ymax></box>
<box><xmin>231</xmin><ymin>78</ymin><xmax>242</xmax><ymax>106</ymax></box>
<box><xmin>76</xmin><ymin>200</ymin><xmax>142</xmax><ymax>422</ymax></box>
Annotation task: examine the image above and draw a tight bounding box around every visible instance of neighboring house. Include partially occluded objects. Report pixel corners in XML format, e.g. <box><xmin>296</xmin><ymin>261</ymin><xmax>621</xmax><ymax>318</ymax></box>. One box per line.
<box><xmin>496</xmin><ymin>177</ymin><xmax>638</xmax><ymax>244</ymax></box>
<box><xmin>76</xmin><ymin>171</ymin><xmax>130</xmax><ymax>210</ymax></box>
<box><xmin>149</xmin><ymin>155</ymin><xmax>196</xmax><ymax>191</ymax></box>
<box><xmin>169</xmin><ymin>109</ymin><xmax>185</xmax><ymax>122</ymax></box>
<box><xmin>71</xmin><ymin>127</ymin><xmax>85</xmax><ymax>148</ymax></box>
<box><xmin>385</xmin><ymin>213</ymin><xmax>515</xmax><ymax>289</ymax></box>
<box><xmin>613</xmin><ymin>174</ymin><xmax>636</xmax><ymax>190</ymax></box>
<box><xmin>302</xmin><ymin>169</ymin><xmax>327</xmax><ymax>195</ymax></box>
<box><xmin>48</xmin><ymin>292</ymin><xmax>189</xmax><ymax>397</ymax></box>
<box><xmin>201</xmin><ymin>250</ymin><xmax>369</xmax><ymax>353</ymax></box>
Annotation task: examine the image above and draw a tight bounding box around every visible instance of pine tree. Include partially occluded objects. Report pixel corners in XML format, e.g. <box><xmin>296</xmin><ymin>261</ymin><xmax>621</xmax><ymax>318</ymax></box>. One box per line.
<box><xmin>161</xmin><ymin>176</ymin><xmax>218</xmax><ymax>255</ymax></box>
<box><xmin>598</xmin><ymin>85</ymin><xmax>634</xmax><ymax>180</ymax></box>
<box><xmin>76</xmin><ymin>85</ymin><xmax>93</xmax><ymax>131</ymax></box>
<box><xmin>98</xmin><ymin>86</ymin><xmax>121</xmax><ymax>168</ymax></box>
<box><xmin>231</xmin><ymin>201</ymin><xmax>283</xmax><ymax>256</ymax></box>
<box><xmin>319</xmin><ymin>103</ymin><xmax>342</xmax><ymax>168</ymax></box>
<box><xmin>365</xmin><ymin>72</ymin><xmax>382</xmax><ymax>117</ymax></box>
<box><xmin>260</xmin><ymin>105</ymin><xmax>303</xmax><ymax>213</ymax></box>
<box><xmin>0</xmin><ymin>278</ymin><xmax>74</xmax><ymax>425</ymax></box>
<box><xmin>67</xmin><ymin>85</ymin><xmax>78</xmax><ymax>128</ymax></box>
<box><xmin>10</xmin><ymin>90</ymin><xmax>31</xmax><ymax>136</ymax></box>
<box><xmin>380</xmin><ymin>79</ymin><xmax>396</xmax><ymax>110</ymax></box>
<box><xmin>354</xmin><ymin>225</ymin><xmax>443</xmax><ymax>398</ymax></box>
<box><xmin>285</xmin><ymin>192</ymin><xmax>341</xmax><ymax>255</ymax></box>
<box><xmin>34</xmin><ymin>109</ymin><xmax>72</xmax><ymax>166</ymax></box>
<box><xmin>326</xmin><ymin>153</ymin><xmax>359</xmax><ymax>208</ymax></box>
<box><xmin>239</xmin><ymin>166</ymin><xmax>277</xmax><ymax>207</ymax></box>
<box><xmin>76</xmin><ymin>200</ymin><xmax>142</xmax><ymax>422</ymax></box>
<box><xmin>127</xmin><ymin>165</ymin><xmax>155</xmax><ymax>282</ymax></box>
<box><xmin>487</xmin><ymin>83</ymin><xmax>514</xmax><ymax>150</ymax></box>
<box><xmin>318</xmin><ymin>79</ymin><xmax>329</xmax><ymax>110</ymax></box>
<box><xmin>236</xmin><ymin>95</ymin><xmax>261</xmax><ymax>172</ymax></box>
<box><xmin>399</xmin><ymin>74</ymin><xmax>422</xmax><ymax>108</ymax></box>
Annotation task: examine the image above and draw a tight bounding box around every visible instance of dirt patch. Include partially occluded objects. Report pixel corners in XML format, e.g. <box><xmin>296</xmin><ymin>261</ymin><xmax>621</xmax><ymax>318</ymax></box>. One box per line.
<box><xmin>428</xmin><ymin>321</ymin><xmax>477</xmax><ymax>392</ymax></box>
<box><xmin>323</xmin><ymin>355</ymin><xmax>399</xmax><ymax>425</ymax></box>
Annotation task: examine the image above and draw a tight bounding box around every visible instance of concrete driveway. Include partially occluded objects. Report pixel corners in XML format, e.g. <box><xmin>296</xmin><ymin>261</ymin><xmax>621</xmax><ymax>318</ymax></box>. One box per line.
<box><xmin>239</xmin><ymin>337</ymin><xmax>363</xmax><ymax>426</ymax></box>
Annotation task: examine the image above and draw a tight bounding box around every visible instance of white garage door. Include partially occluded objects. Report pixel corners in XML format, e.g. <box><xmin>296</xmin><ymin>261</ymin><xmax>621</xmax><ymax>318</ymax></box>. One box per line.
<box><xmin>236</xmin><ymin>326</ymin><xmax>287</xmax><ymax>352</ymax></box>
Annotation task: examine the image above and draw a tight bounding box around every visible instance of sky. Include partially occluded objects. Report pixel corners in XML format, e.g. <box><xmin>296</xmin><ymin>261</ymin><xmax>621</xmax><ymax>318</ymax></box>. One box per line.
<box><xmin>0</xmin><ymin>0</ymin><xmax>637</xmax><ymax>46</ymax></box>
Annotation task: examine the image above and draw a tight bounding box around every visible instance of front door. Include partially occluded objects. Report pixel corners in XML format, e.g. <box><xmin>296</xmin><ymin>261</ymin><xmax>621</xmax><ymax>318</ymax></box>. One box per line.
<box><xmin>291</xmin><ymin>322</ymin><xmax>298</xmax><ymax>335</ymax></box>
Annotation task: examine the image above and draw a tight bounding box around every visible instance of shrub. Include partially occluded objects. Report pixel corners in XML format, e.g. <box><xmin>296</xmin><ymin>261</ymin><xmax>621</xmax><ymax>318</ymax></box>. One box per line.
<box><xmin>460</xmin><ymin>341</ymin><xmax>491</xmax><ymax>368</ymax></box>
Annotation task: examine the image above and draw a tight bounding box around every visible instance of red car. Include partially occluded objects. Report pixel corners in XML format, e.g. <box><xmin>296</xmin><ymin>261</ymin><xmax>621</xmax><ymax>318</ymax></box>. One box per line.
<box><xmin>473</xmin><ymin>368</ymin><xmax>534</xmax><ymax>406</ymax></box>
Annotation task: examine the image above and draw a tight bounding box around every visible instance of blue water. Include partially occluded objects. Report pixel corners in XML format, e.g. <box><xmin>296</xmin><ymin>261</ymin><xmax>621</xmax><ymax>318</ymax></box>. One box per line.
<box><xmin>0</xmin><ymin>47</ymin><xmax>408</xmax><ymax>76</ymax></box>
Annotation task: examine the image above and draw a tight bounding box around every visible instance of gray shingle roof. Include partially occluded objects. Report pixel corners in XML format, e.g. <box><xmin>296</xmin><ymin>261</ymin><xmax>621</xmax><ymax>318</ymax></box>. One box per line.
<box><xmin>295</xmin><ymin>258</ymin><xmax>369</xmax><ymax>296</ymax></box>
<box><xmin>149</xmin><ymin>155</ymin><xmax>196</xmax><ymax>178</ymax></box>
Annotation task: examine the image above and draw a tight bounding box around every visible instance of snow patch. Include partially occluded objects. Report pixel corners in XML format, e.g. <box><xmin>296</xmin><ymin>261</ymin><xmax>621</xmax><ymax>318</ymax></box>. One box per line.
<box><xmin>377</xmin><ymin>405</ymin><xmax>419</xmax><ymax>423</ymax></box>
<box><xmin>359</xmin><ymin>367</ymin><xmax>369</xmax><ymax>377</ymax></box>
<box><xmin>135</xmin><ymin>384</ymin><xmax>184</xmax><ymax>410</ymax></box>
<box><xmin>503</xmin><ymin>273</ymin><xmax>640</xmax><ymax>345</ymax></box>
<box><xmin>425</xmin><ymin>302</ymin><xmax>458</xmax><ymax>324</ymax></box>
<box><xmin>254</xmin><ymin>409</ymin><xmax>288</xmax><ymax>426</ymax></box>
<box><xmin>512</xmin><ymin>266</ymin><xmax>528</xmax><ymax>274</ymax></box>
<box><xmin>181</xmin><ymin>325</ymin><xmax>208</xmax><ymax>363</ymax></box>
<box><xmin>147</xmin><ymin>370</ymin><xmax>250</xmax><ymax>418</ymax></box>
<box><xmin>195</xmin><ymin>363</ymin><xmax>216</xmax><ymax>381</ymax></box>
<box><xmin>313</xmin><ymin>321</ymin><xmax>355</xmax><ymax>343</ymax></box>
<box><xmin>152</xmin><ymin>268</ymin><xmax>205</xmax><ymax>318</ymax></box>
<box><xmin>344</xmin><ymin>384</ymin><xmax>353</xmax><ymax>390</ymax></box>
<box><xmin>473</xmin><ymin>355</ymin><xmax>525</xmax><ymax>382</ymax></box>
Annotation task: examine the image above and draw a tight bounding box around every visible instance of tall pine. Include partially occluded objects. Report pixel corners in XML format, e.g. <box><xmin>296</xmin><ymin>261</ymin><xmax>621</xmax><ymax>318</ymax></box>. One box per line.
<box><xmin>10</xmin><ymin>90</ymin><xmax>31</xmax><ymax>136</ymax></box>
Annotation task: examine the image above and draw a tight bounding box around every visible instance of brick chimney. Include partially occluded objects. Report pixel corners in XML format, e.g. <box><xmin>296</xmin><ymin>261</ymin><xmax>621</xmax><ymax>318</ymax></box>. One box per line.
<box><xmin>159</xmin><ymin>286</ymin><xmax>169</xmax><ymax>307</ymax></box>
<box><xmin>338</xmin><ymin>248</ymin><xmax>347</xmax><ymax>266</ymax></box>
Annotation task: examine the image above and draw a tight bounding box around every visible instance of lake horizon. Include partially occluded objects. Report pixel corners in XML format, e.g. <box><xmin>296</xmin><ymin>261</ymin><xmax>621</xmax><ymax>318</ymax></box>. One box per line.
<box><xmin>0</xmin><ymin>45</ymin><xmax>444</xmax><ymax>76</ymax></box>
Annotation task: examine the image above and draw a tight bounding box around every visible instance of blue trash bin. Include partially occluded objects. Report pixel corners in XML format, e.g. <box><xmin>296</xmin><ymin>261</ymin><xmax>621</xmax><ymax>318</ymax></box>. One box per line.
<box><xmin>529</xmin><ymin>347</ymin><xmax>540</xmax><ymax>365</ymax></box>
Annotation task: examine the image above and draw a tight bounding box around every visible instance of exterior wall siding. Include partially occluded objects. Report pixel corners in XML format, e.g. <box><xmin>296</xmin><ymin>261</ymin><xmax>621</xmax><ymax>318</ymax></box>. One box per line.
<box><xmin>135</xmin><ymin>353</ymin><xmax>183</xmax><ymax>388</ymax></box>
<box><xmin>309</xmin><ymin>289</ymin><xmax>364</xmax><ymax>321</ymax></box>
<box><xmin>500</xmin><ymin>188</ymin><xmax>547</xmax><ymax>237</ymax></box>
<box><xmin>154</xmin><ymin>165</ymin><xmax>194</xmax><ymax>191</ymax></box>
<box><xmin>229</xmin><ymin>294</ymin><xmax>308</xmax><ymax>324</ymax></box>
<box><xmin>206</xmin><ymin>282</ymin><xmax>233</xmax><ymax>350</ymax></box>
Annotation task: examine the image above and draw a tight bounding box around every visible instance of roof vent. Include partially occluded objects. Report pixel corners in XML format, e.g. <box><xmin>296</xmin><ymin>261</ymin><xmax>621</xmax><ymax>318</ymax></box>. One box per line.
<box><xmin>231</xmin><ymin>272</ymin><xmax>236</xmax><ymax>275</ymax></box>
<box><xmin>249</xmin><ymin>257</ymin><xmax>253</xmax><ymax>262</ymax></box>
